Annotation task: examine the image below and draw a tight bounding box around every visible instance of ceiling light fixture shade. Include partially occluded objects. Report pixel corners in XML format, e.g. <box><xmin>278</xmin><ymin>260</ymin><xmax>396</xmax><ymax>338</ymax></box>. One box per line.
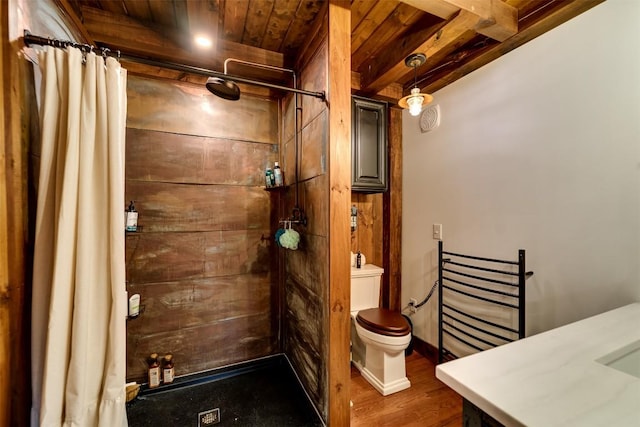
<box><xmin>398</xmin><ymin>53</ymin><xmax>432</xmax><ymax>116</ymax></box>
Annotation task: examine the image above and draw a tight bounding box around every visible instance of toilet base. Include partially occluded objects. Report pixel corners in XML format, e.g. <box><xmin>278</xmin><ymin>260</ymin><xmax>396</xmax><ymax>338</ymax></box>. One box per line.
<box><xmin>361</xmin><ymin>367</ymin><xmax>411</xmax><ymax>396</ymax></box>
<box><xmin>360</xmin><ymin>342</ymin><xmax>411</xmax><ymax>396</ymax></box>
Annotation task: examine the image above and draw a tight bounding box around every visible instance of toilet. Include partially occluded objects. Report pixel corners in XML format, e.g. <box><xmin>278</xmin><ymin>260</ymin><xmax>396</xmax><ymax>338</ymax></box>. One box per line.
<box><xmin>351</xmin><ymin>264</ymin><xmax>411</xmax><ymax>396</ymax></box>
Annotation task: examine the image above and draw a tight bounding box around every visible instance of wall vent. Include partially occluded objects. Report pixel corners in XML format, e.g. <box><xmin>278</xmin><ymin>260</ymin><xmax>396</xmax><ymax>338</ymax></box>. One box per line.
<box><xmin>420</xmin><ymin>104</ymin><xmax>440</xmax><ymax>133</ymax></box>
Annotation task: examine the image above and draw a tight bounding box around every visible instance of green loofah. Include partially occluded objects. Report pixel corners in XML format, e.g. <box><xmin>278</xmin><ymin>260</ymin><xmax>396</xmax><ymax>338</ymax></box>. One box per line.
<box><xmin>279</xmin><ymin>229</ymin><xmax>300</xmax><ymax>250</ymax></box>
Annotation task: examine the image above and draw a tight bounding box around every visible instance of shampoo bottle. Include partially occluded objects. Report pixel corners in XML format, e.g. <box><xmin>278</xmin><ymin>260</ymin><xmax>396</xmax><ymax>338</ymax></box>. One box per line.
<box><xmin>148</xmin><ymin>353</ymin><xmax>161</xmax><ymax>388</ymax></box>
<box><xmin>128</xmin><ymin>294</ymin><xmax>141</xmax><ymax>318</ymax></box>
<box><xmin>273</xmin><ymin>162</ymin><xmax>283</xmax><ymax>186</ymax></box>
<box><xmin>265</xmin><ymin>168</ymin><xmax>274</xmax><ymax>188</ymax></box>
<box><xmin>162</xmin><ymin>354</ymin><xmax>175</xmax><ymax>384</ymax></box>
<box><xmin>126</xmin><ymin>201</ymin><xmax>138</xmax><ymax>232</ymax></box>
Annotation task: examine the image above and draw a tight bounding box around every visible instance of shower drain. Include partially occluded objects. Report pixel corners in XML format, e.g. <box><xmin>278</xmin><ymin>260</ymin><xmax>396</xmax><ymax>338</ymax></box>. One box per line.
<box><xmin>198</xmin><ymin>408</ymin><xmax>220</xmax><ymax>426</ymax></box>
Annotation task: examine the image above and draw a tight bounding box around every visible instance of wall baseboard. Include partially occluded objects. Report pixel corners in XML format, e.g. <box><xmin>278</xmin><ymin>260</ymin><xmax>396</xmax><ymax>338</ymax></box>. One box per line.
<box><xmin>412</xmin><ymin>336</ymin><xmax>438</xmax><ymax>365</ymax></box>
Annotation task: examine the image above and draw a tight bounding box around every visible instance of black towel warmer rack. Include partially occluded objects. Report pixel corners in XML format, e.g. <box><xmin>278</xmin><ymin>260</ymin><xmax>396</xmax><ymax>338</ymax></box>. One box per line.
<box><xmin>438</xmin><ymin>241</ymin><xmax>533</xmax><ymax>363</ymax></box>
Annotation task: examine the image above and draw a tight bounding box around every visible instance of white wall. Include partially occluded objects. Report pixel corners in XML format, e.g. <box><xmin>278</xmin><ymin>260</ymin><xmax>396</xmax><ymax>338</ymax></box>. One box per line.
<box><xmin>402</xmin><ymin>0</ymin><xmax>640</xmax><ymax>347</ymax></box>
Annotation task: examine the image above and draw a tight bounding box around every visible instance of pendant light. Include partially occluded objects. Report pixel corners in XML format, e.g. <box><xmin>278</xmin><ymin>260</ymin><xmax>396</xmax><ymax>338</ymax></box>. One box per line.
<box><xmin>398</xmin><ymin>53</ymin><xmax>433</xmax><ymax>116</ymax></box>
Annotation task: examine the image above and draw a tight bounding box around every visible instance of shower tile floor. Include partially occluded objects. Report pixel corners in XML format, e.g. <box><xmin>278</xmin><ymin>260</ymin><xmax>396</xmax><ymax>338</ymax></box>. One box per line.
<box><xmin>126</xmin><ymin>355</ymin><xmax>323</xmax><ymax>427</ymax></box>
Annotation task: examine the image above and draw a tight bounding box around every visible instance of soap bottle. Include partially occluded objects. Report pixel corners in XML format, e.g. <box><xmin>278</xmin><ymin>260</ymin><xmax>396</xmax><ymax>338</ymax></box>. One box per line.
<box><xmin>125</xmin><ymin>201</ymin><xmax>138</xmax><ymax>232</ymax></box>
<box><xmin>273</xmin><ymin>162</ymin><xmax>283</xmax><ymax>186</ymax></box>
<box><xmin>265</xmin><ymin>168</ymin><xmax>274</xmax><ymax>188</ymax></box>
<box><xmin>148</xmin><ymin>353</ymin><xmax>161</xmax><ymax>388</ymax></box>
<box><xmin>356</xmin><ymin>251</ymin><xmax>362</xmax><ymax>269</ymax></box>
<box><xmin>162</xmin><ymin>354</ymin><xmax>175</xmax><ymax>384</ymax></box>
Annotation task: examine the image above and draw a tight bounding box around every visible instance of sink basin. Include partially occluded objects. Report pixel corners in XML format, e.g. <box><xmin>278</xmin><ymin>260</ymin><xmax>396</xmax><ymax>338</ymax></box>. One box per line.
<box><xmin>596</xmin><ymin>339</ymin><xmax>640</xmax><ymax>379</ymax></box>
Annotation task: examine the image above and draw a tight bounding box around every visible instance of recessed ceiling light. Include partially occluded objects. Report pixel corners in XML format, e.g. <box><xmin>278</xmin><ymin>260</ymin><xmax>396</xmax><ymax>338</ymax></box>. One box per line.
<box><xmin>194</xmin><ymin>34</ymin><xmax>213</xmax><ymax>49</ymax></box>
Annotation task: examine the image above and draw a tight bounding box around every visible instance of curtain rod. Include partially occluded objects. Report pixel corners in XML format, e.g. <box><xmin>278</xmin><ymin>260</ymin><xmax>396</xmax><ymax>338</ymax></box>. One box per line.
<box><xmin>23</xmin><ymin>30</ymin><xmax>326</xmax><ymax>101</ymax></box>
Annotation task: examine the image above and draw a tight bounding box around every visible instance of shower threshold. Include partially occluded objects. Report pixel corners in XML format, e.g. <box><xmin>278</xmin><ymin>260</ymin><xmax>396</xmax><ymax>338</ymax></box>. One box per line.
<box><xmin>126</xmin><ymin>354</ymin><xmax>324</xmax><ymax>427</ymax></box>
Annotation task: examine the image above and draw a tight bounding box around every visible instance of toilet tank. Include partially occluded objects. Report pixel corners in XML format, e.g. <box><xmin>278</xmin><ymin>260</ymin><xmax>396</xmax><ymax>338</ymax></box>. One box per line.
<box><xmin>351</xmin><ymin>264</ymin><xmax>384</xmax><ymax>312</ymax></box>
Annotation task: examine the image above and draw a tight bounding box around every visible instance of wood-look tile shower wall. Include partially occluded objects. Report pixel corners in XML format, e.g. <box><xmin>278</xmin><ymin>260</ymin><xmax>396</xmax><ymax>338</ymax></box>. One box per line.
<box><xmin>280</xmin><ymin>34</ymin><xmax>331</xmax><ymax>418</ymax></box>
<box><xmin>124</xmin><ymin>76</ymin><xmax>280</xmax><ymax>382</ymax></box>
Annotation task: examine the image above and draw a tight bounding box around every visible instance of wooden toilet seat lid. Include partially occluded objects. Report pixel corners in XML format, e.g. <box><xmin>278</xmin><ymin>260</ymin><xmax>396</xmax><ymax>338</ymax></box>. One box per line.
<box><xmin>356</xmin><ymin>308</ymin><xmax>411</xmax><ymax>337</ymax></box>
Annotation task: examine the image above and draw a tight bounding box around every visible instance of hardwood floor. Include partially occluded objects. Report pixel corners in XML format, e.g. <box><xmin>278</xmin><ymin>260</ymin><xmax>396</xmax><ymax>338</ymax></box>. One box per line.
<box><xmin>350</xmin><ymin>352</ymin><xmax>463</xmax><ymax>427</ymax></box>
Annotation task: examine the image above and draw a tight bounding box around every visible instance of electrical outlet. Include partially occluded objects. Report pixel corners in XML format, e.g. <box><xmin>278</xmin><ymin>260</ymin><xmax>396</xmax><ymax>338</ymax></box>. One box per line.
<box><xmin>409</xmin><ymin>298</ymin><xmax>417</xmax><ymax>314</ymax></box>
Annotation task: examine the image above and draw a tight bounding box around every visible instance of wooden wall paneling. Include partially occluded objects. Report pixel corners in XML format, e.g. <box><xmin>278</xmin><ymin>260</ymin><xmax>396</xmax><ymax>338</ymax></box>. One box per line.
<box><xmin>382</xmin><ymin>107</ymin><xmax>403</xmax><ymax>311</ymax></box>
<box><xmin>327</xmin><ymin>1</ymin><xmax>351</xmax><ymax>425</ymax></box>
<box><xmin>294</xmin><ymin>0</ymin><xmax>328</xmax><ymax>77</ymax></box>
<box><xmin>284</xmin><ymin>233</ymin><xmax>328</xmax><ymax>296</ymax></box>
<box><xmin>284</xmin><ymin>275</ymin><xmax>325</xmax><ymax>410</ymax></box>
<box><xmin>126</xmin><ymin>128</ymin><xmax>278</xmax><ymax>186</ymax></box>
<box><xmin>300</xmin><ymin>109</ymin><xmax>328</xmax><ymax>181</ymax></box>
<box><xmin>283</xmin><ymin>232</ymin><xmax>328</xmax><ymax>414</ymax></box>
<box><xmin>268</xmin><ymin>190</ymin><xmax>283</xmax><ymax>353</ymax></box>
<box><xmin>126</xmin><ymin>76</ymin><xmax>279</xmax><ymax>144</ymax></box>
<box><xmin>0</xmin><ymin>3</ymin><xmax>12</xmax><ymax>422</ymax></box>
<box><xmin>300</xmin><ymin>41</ymin><xmax>328</xmax><ymax>130</ymax></box>
<box><xmin>2</xmin><ymin>4</ymin><xmax>30</xmax><ymax>422</ymax></box>
<box><xmin>127</xmin><ymin>311</ymin><xmax>273</xmax><ymax>382</ymax></box>
<box><xmin>125</xmin><ymin>181</ymin><xmax>270</xmax><ymax>232</ymax></box>
<box><xmin>282</xmin><ymin>92</ymin><xmax>294</xmax><ymax>145</ymax></box>
<box><xmin>125</xmin><ymin>75</ymin><xmax>280</xmax><ymax>381</ymax></box>
<box><xmin>280</xmin><ymin>92</ymin><xmax>298</xmax><ymax>189</ymax></box>
<box><xmin>302</xmin><ymin>174</ymin><xmax>328</xmax><ymax>238</ymax></box>
<box><xmin>125</xmin><ymin>230</ymin><xmax>270</xmax><ymax>283</ymax></box>
<box><xmin>128</xmin><ymin>275</ymin><xmax>271</xmax><ymax>333</ymax></box>
<box><xmin>371</xmin><ymin>194</ymin><xmax>384</xmax><ymax>267</ymax></box>
<box><xmin>281</xmin><ymin>9</ymin><xmax>332</xmax><ymax>421</ymax></box>
<box><xmin>349</xmin><ymin>193</ymin><xmax>383</xmax><ymax>268</ymax></box>
<box><xmin>122</xmin><ymin>60</ymin><xmax>276</xmax><ymax>99</ymax></box>
<box><xmin>126</xmin><ymin>273</ymin><xmax>272</xmax><ymax>381</ymax></box>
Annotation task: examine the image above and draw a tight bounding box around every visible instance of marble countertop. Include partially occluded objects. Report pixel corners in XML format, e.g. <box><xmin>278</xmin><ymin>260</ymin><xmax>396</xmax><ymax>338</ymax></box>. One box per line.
<box><xmin>436</xmin><ymin>303</ymin><xmax>640</xmax><ymax>426</ymax></box>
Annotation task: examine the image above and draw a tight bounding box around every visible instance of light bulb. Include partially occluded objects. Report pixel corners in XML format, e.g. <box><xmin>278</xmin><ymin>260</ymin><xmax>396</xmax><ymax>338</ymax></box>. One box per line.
<box><xmin>194</xmin><ymin>34</ymin><xmax>213</xmax><ymax>49</ymax></box>
<box><xmin>407</xmin><ymin>88</ymin><xmax>424</xmax><ymax>116</ymax></box>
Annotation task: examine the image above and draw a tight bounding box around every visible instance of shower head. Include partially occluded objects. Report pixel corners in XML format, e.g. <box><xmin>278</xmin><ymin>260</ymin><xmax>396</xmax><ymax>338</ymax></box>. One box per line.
<box><xmin>205</xmin><ymin>77</ymin><xmax>241</xmax><ymax>100</ymax></box>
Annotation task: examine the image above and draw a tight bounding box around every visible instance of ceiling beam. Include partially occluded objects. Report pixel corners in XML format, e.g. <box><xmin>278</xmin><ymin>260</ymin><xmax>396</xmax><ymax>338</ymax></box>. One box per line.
<box><xmin>359</xmin><ymin>10</ymin><xmax>479</xmax><ymax>95</ymax></box>
<box><xmin>419</xmin><ymin>0</ymin><xmax>605</xmax><ymax>94</ymax></box>
<box><xmin>400</xmin><ymin>0</ymin><xmax>518</xmax><ymax>41</ymax></box>
<box><xmin>351</xmin><ymin>71</ymin><xmax>403</xmax><ymax>103</ymax></box>
<box><xmin>80</xmin><ymin>6</ymin><xmax>284</xmax><ymax>76</ymax></box>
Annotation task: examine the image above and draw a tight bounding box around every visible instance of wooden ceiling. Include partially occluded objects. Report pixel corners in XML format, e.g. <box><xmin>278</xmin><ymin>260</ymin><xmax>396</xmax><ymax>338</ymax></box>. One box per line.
<box><xmin>65</xmin><ymin>0</ymin><xmax>603</xmax><ymax>102</ymax></box>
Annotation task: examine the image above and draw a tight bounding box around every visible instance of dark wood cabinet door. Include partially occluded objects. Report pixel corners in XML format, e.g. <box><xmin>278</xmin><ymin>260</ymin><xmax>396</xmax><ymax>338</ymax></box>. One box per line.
<box><xmin>351</xmin><ymin>96</ymin><xmax>388</xmax><ymax>193</ymax></box>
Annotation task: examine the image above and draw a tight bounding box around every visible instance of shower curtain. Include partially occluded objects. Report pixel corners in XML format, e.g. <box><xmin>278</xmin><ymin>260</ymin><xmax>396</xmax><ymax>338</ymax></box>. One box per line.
<box><xmin>31</xmin><ymin>45</ymin><xmax>128</xmax><ymax>426</ymax></box>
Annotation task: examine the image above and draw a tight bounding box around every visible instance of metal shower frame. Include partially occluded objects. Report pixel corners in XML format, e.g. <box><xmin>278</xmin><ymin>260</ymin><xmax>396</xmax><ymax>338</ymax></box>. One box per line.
<box><xmin>23</xmin><ymin>30</ymin><xmax>326</xmax><ymax>101</ymax></box>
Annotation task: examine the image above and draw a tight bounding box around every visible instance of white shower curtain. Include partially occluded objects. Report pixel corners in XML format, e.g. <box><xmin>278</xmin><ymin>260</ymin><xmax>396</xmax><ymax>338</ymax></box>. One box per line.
<box><xmin>31</xmin><ymin>45</ymin><xmax>128</xmax><ymax>427</ymax></box>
